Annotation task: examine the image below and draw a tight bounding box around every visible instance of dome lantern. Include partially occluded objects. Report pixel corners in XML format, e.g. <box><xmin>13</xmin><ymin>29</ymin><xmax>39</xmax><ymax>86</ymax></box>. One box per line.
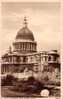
<box><xmin>23</xmin><ymin>16</ymin><xmax>28</xmax><ymax>27</ymax></box>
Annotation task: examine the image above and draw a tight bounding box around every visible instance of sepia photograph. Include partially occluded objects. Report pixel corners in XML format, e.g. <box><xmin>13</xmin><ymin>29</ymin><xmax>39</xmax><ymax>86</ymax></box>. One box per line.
<box><xmin>0</xmin><ymin>0</ymin><xmax>61</xmax><ymax>98</ymax></box>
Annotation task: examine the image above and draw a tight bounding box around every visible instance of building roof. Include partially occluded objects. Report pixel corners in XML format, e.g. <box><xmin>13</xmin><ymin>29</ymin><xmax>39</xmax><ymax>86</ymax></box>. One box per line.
<box><xmin>16</xmin><ymin>17</ymin><xmax>34</xmax><ymax>41</ymax></box>
<box><xmin>16</xmin><ymin>27</ymin><xmax>34</xmax><ymax>41</ymax></box>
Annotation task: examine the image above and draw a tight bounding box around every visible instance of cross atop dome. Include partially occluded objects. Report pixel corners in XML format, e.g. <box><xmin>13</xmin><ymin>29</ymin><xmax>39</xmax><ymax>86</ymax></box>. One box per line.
<box><xmin>23</xmin><ymin>16</ymin><xmax>28</xmax><ymax>27</ymax></box>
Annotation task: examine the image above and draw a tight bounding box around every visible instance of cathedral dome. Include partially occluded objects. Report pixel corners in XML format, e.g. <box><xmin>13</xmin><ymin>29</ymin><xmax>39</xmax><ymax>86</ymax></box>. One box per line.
<box><xmin>16</xmin><ymin>17</ymin><xmax>34</xmax><ymax>41</ymax></box>
<box><xmin>16</xmin><ymin>26</ymin><xmax>34</xmax><ymax>41</ymax></box>
<box><xmin>13</xmin><ymin>17</ymin><xmax>37</xmax><ymax>53</ymax></box>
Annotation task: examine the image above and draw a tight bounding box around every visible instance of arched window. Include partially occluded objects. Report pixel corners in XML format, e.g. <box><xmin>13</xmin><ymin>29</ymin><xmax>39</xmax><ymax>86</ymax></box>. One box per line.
<box><xmin>48</xmin><ymin>56</ymin><xmax>51</xmax><ymax>61</ymax></box>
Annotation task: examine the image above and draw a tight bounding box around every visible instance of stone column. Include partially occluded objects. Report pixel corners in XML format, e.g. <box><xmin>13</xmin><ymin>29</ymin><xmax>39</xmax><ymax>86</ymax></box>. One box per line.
<box><xmin>19</xmin><ymin>43</ymin><xmax>20</xmax><ymax>51</ymax></box>
<box><xmin>2</xmin><ymin>65</ymin><xmax>4</xmax><ymax>73</ymax></box>
<box><xmin>33</xmin><ymin>43</ymin><xmax>35</xmax><ymax>51</ymax></box>
<box><xmin>31</xmin><ymin>44</ymin><xmax>33</xmax><ymax>50</ymax></box>
<box><xmin>20</xmin><ymin>43</ymin><xmax>22</xmax><ymax>51</ymax></box>
<box><xmin>30</xmin><ymin>43</ymin><xmax>31</xmax><ymax>51</ymax></box>
<box><xmin>23</xmin><ymin>43</ymin><xmax>25</xmax><ymax>51</ymax></box>
<box><xmin>31</xmin><ymin>43</ymin><xmax>32</xmax><ymax>51</ymax></box>
<box><xmin>12</xmin><ymin>56</ymin><xmax>14</xmax><ymax>63</ymax></box>
<box><xmin>3</xmin><ymin>65</ymin><xmax>4</xmax><ymax>73</ymax></box>
<box><xmin>9</xmin><ymin>57</ymin><xmax>11</xmax><ymax>63</ymax></box>
<box><xmin>24</xmin><ymin>43</ymin><xmax>25</xmax><ymax>51</ymax></box>
<box><xmin>4</xmin><ymin>65</ymin><xmax>6</xmax><ymax>73</ymax></box>
<box><xmin>12</xmin><ymin>56</ymin><xmax>13</xmax><ymax>63</ymax></box>
<box><xmin>51</xmin><ymin>55</ymin><xmax>54</xmax><ymax>61</ymax></box>
<box><xmin>25</xmin><ymin>43</ymin><xmax>26</xmax><ymax>51</ymax></box>
<box><xmin>21</xmin><ymin>43</ymin><xmax>23</xmax><ymax>50</ymax></box>
<box><xmin>20</xmin><ymin>57</ymin><xmax>23</xmax><ymax>63</ymax></box>
<box><xmin>23</xmin><ymin>43</ymin><xmax>24</xmax><ymax>51</ymax></box>
<box><xmin>25</xmin><ymin>43</ymin><xmax>27</xmax><ymax>51</ymax></box>
<box><xmin>33</xmin><ymin>44</ymin><xmax>34</xmax><ymax>51</ymax></box>
<box><xmin>29</xmin><ymin>43</ymin><xmax>30</xmax><ymax>51</ymax></box>
<box><xmin>26</xmin><ymin>43</ymin><xmax>28</xmax><ymax>51</ymax></box>
<box><xmin>32</xmin><ymin>44</ymin><xmax>33</xmax><ymax>51</ymax></box>
<box><xmin>35</xmin><ymin>43</ymin><xmax>36</xmax><ymax>51</ymax></box>
<box><xmin>27</xmin><ymin>43</ymin><xmax>29</xmax><ymax>51</ymax></box>
<box><xmin>32</xmin><ymin>43</ymin><xmax>33</xmax><ymax>51</ymax></box>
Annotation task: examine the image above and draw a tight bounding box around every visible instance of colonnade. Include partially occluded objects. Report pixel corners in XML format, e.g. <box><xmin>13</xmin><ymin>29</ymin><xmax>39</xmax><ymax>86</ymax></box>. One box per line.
<box><xmin>2</xmin><ymin>52</ymin><xmax>59</xmax><ymax>64</ymax></box>
<box><xmin>13</xmin><ymin>42</ymin><xmax>36</xmax><ymax>52</ymax></box>
<box><xmin>1</xmin><ymin>51</ymin><xmax>60</xmax><ymax>74</ymax></box>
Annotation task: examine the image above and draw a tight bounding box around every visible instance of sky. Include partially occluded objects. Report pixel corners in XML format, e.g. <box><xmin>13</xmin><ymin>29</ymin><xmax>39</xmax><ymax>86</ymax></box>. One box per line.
<box><xmin>0</xmin><ymin>1</ymin><xmax>60</xmax><ymax>55</ymax></box>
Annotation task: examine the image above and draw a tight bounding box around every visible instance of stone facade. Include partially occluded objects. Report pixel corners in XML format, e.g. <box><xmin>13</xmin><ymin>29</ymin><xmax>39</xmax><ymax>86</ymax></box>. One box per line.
<box><xmin>1</xmin><ymin>17</ymin><xmax>60</xmax><ymax>81</ymax></box>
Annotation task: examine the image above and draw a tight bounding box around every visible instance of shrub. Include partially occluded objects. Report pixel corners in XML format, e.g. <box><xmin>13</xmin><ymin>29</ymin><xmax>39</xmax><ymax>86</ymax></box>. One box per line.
<box><xmin>1</xmin><ymin>74</ymin><xmax>18</xmax><ymax>86</ymax></box>
<box><xmin>44</xmin><ymin>76</ymin><xmax>49</xmax><ymax>81</ymax></box>
<box><xmin>28</xmin><ymin>76</ymin><xmax>35</xmax><ymax>81</ymax></box>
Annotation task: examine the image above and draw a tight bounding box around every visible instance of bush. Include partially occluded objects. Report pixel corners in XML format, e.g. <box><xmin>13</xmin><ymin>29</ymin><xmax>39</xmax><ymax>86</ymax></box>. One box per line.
<box><xmin>44</xmin><ymin>76</ymin><xmax>49</xmax><ymax>81</ymax></box>
<box><xmin>27</xmin><ymin>76</ymin><xmax>35</xmax><ymax>84</ymax></box>
<box><xmin>1</xmin><ymin>74</ymin><xmax>18</xmax><ymax>86</ymax></box>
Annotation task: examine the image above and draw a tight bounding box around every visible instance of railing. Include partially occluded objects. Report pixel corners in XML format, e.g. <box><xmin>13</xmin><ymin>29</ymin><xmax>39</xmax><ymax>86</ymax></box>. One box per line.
<box><xmin>1</xmin><ymin>60</ymin><xmax>60</xmax><ymax>65</ymax></box>
<box><xmin>48</xmin><ymin>60</ymin><xmax>60</xmax><ymax>64</ymax></box>
<box><xmin>1</xmin><ymin>61</ymin><xmax>39</xmax><ymax>65</ymax></box>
